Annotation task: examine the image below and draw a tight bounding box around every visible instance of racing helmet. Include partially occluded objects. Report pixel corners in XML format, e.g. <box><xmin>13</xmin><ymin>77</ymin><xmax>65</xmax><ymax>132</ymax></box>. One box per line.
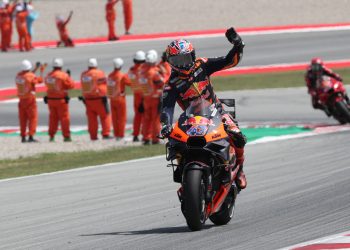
<box><xmin>311</xmin><ymin>57</ymin><xmax>324</xmax><ymax>73</ymax></box>
<box><xmin>166</xmin><ymin>39</ymin><xmax>195</xmax><ymax>75</ymax></box>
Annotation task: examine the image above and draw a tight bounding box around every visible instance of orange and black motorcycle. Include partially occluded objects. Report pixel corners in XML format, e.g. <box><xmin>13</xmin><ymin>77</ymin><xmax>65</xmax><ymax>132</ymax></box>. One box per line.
<box><xmin>163</xmin><ymin>98</ymin><xmax>240</xmax><ymax>231</ymax></box>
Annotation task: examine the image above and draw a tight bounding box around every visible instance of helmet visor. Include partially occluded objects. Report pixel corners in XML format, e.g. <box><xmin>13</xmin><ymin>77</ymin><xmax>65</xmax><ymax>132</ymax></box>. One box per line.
<box><xmin>168</xmin><ymin>53</ymin><xmax>193</xmax><ymax>68</ymax></box>
<box><xmin>311</xmin><ymin>63</ymin><xmax>322</xmax><ymax>72</ymax></box>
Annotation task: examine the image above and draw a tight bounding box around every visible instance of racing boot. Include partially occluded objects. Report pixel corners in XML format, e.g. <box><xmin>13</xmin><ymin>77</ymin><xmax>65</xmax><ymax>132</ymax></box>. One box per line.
<box><xmin>233</xmin><ymin>148</ymin><xmax>247</xmax><ymax>190</ymax></box>
<box><xmin>21</xmin><ymin>136</ymin><xmax>26</xmax><ymax>143</ymax></box>
<box><xmin>236</xmin><ymin>166</ymin><xmax>247</xmax><ymax>190</ymax></box>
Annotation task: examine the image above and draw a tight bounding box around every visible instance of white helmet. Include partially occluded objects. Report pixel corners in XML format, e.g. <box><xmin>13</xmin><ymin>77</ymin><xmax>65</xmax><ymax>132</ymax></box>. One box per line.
<box><xmin>133</xmin><ymin>50</ymin><xmax>146</xmax><ymax>62</ymax></box>
<box><xmin>113</xmin><ymin>58</ymin><xmax>124</xmax><ymax>69</ymax></box>
<box><xmin>88</xmin><ymin>58</ymin><xmax>98</xmax><ymax>68</ymax></box>
<box><xmin>146</xmin><ymin>50</ymin><xmax>158</xmax><ymax>64</ymax></box>
<box><xmin>16</xmin><ymin>4</ymin><xmax>24</xmax><ymax>12</ymax></box>
<box><xmin>3</xmin><ymin>0</ymin><xmax>9</xmax><ymax>5</ymax></box>
<box><xmin>21</xmin><ymin>60</ymin><xmax>32</xmax><ymax>71</ymax></box>
<box><xmin>55</xmin><ymin>15</ymin><xmax>64</xmax><ymax>23</ymax></box>
<box><xmin>53</xmin><ymin>58</ymin><xmax>64</xmax><ymax>68</ymax></box>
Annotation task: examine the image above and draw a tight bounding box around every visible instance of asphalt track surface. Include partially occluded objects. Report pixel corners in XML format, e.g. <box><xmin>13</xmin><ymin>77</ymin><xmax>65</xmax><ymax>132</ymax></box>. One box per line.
<box><xmin>0</xmin><ymin>131</ymin><xmax>349</xmax><ymax>250</ymax></box>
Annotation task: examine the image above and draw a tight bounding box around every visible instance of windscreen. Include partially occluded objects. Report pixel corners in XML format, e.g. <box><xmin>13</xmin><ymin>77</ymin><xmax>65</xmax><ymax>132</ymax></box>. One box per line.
<box><xmin>185</xmin><ymin>98</ymin><xmax>213</xmax><ymax>118</ymax></box>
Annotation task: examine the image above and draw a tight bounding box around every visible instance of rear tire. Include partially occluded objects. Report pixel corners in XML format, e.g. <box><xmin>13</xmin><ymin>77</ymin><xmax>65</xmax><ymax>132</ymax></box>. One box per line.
<box><xmin>183</xmin><ymin>169</ymin><xmax>206</xmax><ymax>231</ymax></box>
<box><xmin>335</xmin><ymin>101</ymin><xmax>350</xmax><ymax>123</ymax></box>
<box><xmin>209</xmin><ymin>185</ymin><xmax>236</xmax><ymax>225</ymax></box>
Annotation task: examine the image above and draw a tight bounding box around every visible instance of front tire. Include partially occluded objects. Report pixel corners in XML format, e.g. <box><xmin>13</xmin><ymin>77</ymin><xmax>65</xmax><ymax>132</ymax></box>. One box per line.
<box><xmin>335</xmin><ymin>101</ymin><xmax>350</xmax><ymax>123</ymax></box>
<box><xmin>183</xmin><ymin>169</ymin><xmax>206</xmax><ymax>231</ymax></box>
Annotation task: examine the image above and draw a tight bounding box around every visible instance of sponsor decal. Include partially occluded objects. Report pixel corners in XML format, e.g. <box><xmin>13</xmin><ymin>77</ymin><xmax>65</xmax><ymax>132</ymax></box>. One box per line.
<box><xmin>174</xmin><ymin>133</ymin><xmax>182</xmax><ymax>139</ymax></box>
<box><xmin>212</xmin><ymin>133</ymin><xmax>221</xmax><ymax>139</ymax></box>
<box><xmin>193</xmin><ymin>68</ymin><xmax>203</xmax><ymax>77</ymax></box>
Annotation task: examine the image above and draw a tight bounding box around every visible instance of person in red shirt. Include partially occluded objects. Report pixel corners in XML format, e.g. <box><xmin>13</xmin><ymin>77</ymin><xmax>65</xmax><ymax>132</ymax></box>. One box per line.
<box><xmin>81</xmin><ymin>58</ymin><xmax>111</xmax><ymax>140</ymax></box>
<box><xmin>44</xmin><ymin>58</ymin><xmax>75</xmax><ymax>142</ymax></box>
<box><xmin>139</xmin><ymin>50</ymin><xmax>164</xmax><ymax>145</ymax></box>
<box><xmin>122</xmin><ymin>50</ymin><xmax>146</xmax><ymax>142</ymax></box>
<box><xmin>157</xmin><ymin>51</ymin><xmax>172</xmax><ymax>82</ymax></box>
<box><xmin>0</xmin><ymin>0</ymin><xmax>17</xmax><ymax>52</ymax></box>
<box><xmin>16</xmin><ymin>60</ymin><xmax>43</xmax><ymax>142</ymax></box>
<box><xmin>56</xmin><ymin>11</ymin><xmax>74</xmax><ymax>47</ymax></box>
<box><xmin>15</xmin><ymin>3</ymin><xmax>31</xmax><ymax>51</ymax></box>
<box><xmin>122</xmin><ymin>0</ymin><xmax>132</xmax><ymax>35</ymax></box>
<box><xmin>107</xmin><ymin>58</ymin><xmax>128</xmax><ymax>140</ymax></box>
<box><xmin>105</xmin><ymin>0</ymin><xmax>119</xmax><ymax>41</ymax></box>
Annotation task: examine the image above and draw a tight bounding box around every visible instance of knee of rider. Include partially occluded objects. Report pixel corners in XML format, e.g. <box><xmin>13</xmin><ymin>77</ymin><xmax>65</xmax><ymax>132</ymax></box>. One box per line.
<box><xmin>231</xmin><ymin>132</ymin><xmax>247</xmax><ymax>148</ymax></box>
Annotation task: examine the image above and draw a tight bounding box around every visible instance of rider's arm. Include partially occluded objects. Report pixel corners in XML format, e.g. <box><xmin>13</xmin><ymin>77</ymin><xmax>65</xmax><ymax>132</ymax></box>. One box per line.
<box><xmin>64</xmin><ymin>11</ymin><xmax>73</xmax><ymax>26</ymax></box>
<box><xmin>205</xmin><ymin>44</ymin><xmax>244</xmax><ymax>76</ymax></box>
<box><xmin>161</xmin><ymin>82</ymin><xmax>178</xmax><ymax>125</ymax></box>
<box><xmin>323</xmin><ymin>67</ymin><xmax>342</xmax><ymax>81</ymax></box>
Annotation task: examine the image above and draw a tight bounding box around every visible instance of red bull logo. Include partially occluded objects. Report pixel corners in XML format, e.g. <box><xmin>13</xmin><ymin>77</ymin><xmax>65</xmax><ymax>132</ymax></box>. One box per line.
<box><xmin>182</xmin><ymin>116</ymin><xmax>214</xmax><ymax>126</ymax></box>
<box><xmin>181</xmin><ymin>80</ymin><xmax>209</xmax><ymax>100</ymax></box>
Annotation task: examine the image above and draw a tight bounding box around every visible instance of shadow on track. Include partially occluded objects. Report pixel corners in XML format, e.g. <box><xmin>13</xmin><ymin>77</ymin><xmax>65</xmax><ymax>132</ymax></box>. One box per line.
<box><xmin>81</xmin><ymin>225</ymin><xmax>214</xmax><ymax>236</ymax></box>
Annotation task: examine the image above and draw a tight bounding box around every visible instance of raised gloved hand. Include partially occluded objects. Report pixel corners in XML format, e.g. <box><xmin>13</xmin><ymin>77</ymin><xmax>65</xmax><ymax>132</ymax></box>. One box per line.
<box><xmin>225</xmin><ymin>27</ymin><xmax>245</xmax><ymax>48</ymax></box>
<box><xmin>66</xmin><ymin>69</ymin><xmax>71</xmax><ymax>76</ymax></box>
<box><xmin>160</xmin><ymin>124</ymin><xmax>172</xmax><ymax>138</ymax></box>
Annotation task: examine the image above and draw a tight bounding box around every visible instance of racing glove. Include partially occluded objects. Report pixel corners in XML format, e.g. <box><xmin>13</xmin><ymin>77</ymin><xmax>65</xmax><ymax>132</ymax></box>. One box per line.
<box><xmin>161</xmin><ymin>124</ymin><xmax>172</xmax><ymax>138</ymax></box>
<box><xmin>66</xmin><ymin>69</ymin><xmax>71</xmax><ymax>76</ymax></box>
<box><xmin>160</xmin><ymin>112</ymin><xmax>172</xmax><ymax>138</ymax></box>
<box><xmin>225</xmin><ymin>27</ymin><xmax>245</xmax><ymax>49</ymax></box>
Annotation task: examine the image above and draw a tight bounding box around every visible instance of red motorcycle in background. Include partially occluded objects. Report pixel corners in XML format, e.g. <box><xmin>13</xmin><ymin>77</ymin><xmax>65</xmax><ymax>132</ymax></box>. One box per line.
<box><xmin>163</xmin><ymin>98</ymin><xmax>240</xmax><ymax>231</ymax></box>
<box><xmin>316</xmin><ymin>76</ymin><xmax>350</xmax><ymax>124</ymax></box>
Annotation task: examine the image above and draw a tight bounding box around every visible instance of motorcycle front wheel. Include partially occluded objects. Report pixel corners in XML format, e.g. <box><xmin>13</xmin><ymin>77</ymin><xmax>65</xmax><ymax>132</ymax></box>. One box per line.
<box><xmin>183</xmin><ymin>169</ymin><xmax>206</xmax><ymax>231</ymax></box>
<box><xmin>335</xmin><ymin>101</ymin><xmax>350</xmax><ymax>123</ymax></box>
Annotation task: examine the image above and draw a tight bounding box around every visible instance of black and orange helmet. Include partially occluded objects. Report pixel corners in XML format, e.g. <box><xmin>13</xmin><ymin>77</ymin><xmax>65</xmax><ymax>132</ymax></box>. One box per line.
<box><xmin>166</xmin><ymin>39</ymin><xmax>196</xmax><ymax>75</ymax></box>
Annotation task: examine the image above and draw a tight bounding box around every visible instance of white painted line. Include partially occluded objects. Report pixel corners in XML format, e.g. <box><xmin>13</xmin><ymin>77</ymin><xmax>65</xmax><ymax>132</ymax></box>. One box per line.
<box><xmin>280</xmin><ymin>230</ymin><xmax>350</xmax><ymax>250</ymax></box>
<box><xmin>250</xmin><ymin>125</ymin><xmax>350</xmax><ymax>145</ymax></box>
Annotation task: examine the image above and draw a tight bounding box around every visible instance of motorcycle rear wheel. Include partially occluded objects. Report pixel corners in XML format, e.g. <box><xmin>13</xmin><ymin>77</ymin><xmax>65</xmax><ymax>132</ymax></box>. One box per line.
<box><xmin>335</xmin><ymin>101</ymin><xmax>350</xmax><ymax>123</ymax></box>
<box><xmin>183</xmin><ymin>169</ymin><xmax>206</xmax><ymax>231</ymax></box>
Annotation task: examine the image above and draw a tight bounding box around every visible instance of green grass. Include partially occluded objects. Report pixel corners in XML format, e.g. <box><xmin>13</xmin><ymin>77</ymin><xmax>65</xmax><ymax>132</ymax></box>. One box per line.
<box><xmin>0</xmin><ymin>144</ymin><xmax>165</xmax><ymax>179</ymax></box>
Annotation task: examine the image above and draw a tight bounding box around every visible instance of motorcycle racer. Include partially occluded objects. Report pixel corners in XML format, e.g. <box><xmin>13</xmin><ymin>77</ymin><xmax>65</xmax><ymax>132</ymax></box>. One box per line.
<box><xmin>305</xmin><ymin>58</ymin><xmax>349</xmax><ymax>114</ymax></box>
<box><xmin>160</xmin><ymin>27</ymin><xmax>247</xmax><ymax>190</ymax></box>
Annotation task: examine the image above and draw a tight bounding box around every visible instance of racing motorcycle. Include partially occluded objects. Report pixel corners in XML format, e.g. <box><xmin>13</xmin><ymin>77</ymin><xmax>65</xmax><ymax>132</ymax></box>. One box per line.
<box><xmin>163</xmin><ymin>98</ymin><xmax>240</xmax><ymax>231</ymax></box>
<box><xmin>316</xmin><ymin>76</ymin><xmax>350</xmax><ymax>124</ymax></box>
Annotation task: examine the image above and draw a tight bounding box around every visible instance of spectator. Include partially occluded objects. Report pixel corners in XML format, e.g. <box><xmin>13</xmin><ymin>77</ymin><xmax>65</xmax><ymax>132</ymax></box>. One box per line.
<box><xmin>56</xmin><ymin>11</ymin><xmax>74</xmax><ymax>47</ymax></box>
<box><xmin>105</xmin><ymin>0</ymin><xmax>119</xmax><ymax>41</ymax></box>
<box><xmin>122</xmin><ymin>0</ymin><xmax>132</xmax><ymax>35</ymax></box>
